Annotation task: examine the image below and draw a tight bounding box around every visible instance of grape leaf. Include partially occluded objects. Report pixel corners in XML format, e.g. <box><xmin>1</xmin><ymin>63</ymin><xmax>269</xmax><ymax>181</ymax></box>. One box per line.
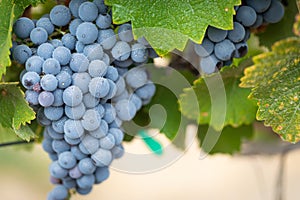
<box><xmin>105</xmin><ymin>0</ymin><xmax>241</xmax><ymax>55</ymax></box>
<box><xmin>198</xmin><ymin>124</ymin><xmax>253</xmax><ymax>155</ymax></box>
<box><xmin>0</xmin><ymin>0</ymin><xmax>43</xmax><ymax>77</ymax></box>
<box><xmin>179</xmin><ymin>65</ymin><xmax>257</xmax><ymax>131</ymax></box>
<box><xmin>0</xmin><ymin>82</ymin><xmax>35</xmax><ymax>141</ymax></box>
<box><xmin>240</xmin><ymin>37</ymin><xmax>300</xmax><ymax>143</ymax></box>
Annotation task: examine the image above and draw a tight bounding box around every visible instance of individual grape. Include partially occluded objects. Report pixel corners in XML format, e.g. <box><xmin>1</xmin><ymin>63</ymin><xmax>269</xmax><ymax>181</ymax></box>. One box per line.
<box><xmin>64</xmin><ymin>119</ymin><xmax>85</xmax><ymax>139</ymax></box>
<box><xmin>69</xmin><ymin>18</ymin><xmax>83</xmax><ymax>36</ymax></box>
<box><xmin>76</xmin><ymin>174</ymin><xmax>95</xmax><ymax>189</ymax></box>
<box><xmin>25</xmin><ymin>90</ymin><xmax>39</xmax><ymax>105</ymax></box>
<box><xmin>50</xmin><ymin>39</ymin><xmax>63</xmax><ymax>48</ymax></box>
<box><xmin>91</xmin><ymin>148</ymin><xmax>112</xmax><ymax>167</ymax></box>
<box><xmin>64</xmin><ymin>135</ymin><xmax>81</xmax><ymax>145</ymax></box>
<box><xmin>78</xmin><ymin>2</ymin><xmax>99</xmax><ymax>22</ymax></box>
<box><xmin>89</xmin><ymin>77</ymin><xmax>110</xmax><ymax>98</ymax></box>
<box><xmin>63</xmin><ymin>85</ymin><xmax>83</xmax><ymax>107</ymax></box>
<box><xmin>88</xmin><ymin>60</ymin><xmax>108</xmax><ymax>77</ymax></box>
<box><xmin>49</xmin><ymin>153</ymin><xmax>58</xmax><ymax>162</ymax></box>
<box><xmin>37</xmin><ymin>107</ymin><xmax>52</xmax><ymax>125</ymax></box>
<box><xmin>69</xmin><ymin>0</ymin><xmax>87</xmax><ymax>18</ymax></box>
<box><xmin>194</xmin><ymin>38</ymin><xmax>214</xmax><ymax>57</ymax></box>
<box><xmin>94</xmin><ymin>104</ymin><xmax>105</xmax><ymax>118</ymax></box>
<box><xmin>94</xmin><ymin>167</ymin><xmax>109</xmax><ymax>183</ymax></box>
<box><xmin>78</xmin><ymin>158</ymin><xmax>96</xmax><ymax>175</ymax></box>
<box><xmin>115</xmin><ymin>99</ymin><xmax>136</xmax><ymax>121</ymax></box>
<box><xmin>236</xmin><ymin>6</ymin><xmax>257</xmax><ymax>27</ymax></box>
<box><xmin>47</xmin><ymin>126</ymin><xmax>64</xmax><ymax>140</ymax></box>
<box><xmin>72</xmin><ymin>72</ymin><xmax>91</xmax><ymax>94</ymax></box>
<box><xmin>69</xmin><ymin>165</ymin><xmax>83</xmax><ymax>179</ymax></box>
<box><xmin>25</xmin><ymin>56</ymin><xmax>44</xmax><ymax>74</ymax></box>
<box><xmin>234</xmin><ymin>42</ymin><xmax>248</xmax><ymax>58</ymax></box>
<box><xmin>52</xmin><ymin>116</ymin><xmax>68</xmax><ymax>133</ymax></box>
<box><xmin>76</xmin><ymin>22</ymin><xmax>98</xmax><ymax>44</ymax></box>
<box><xmin>65</xmin><ymin>102</ymin><xmax>86</xmax><ymax>120</ymax></box>
<box><xmin>50</xmin><ymin>161</ymin><xmax>68</xmax><ymax>179</ymax></box>
<box><xmin>199</xmin><ymin>55</ymin><xmax>221</xmax><ymax>75</ymax></box>
<box><xmin>76</xmin><ymin>186</ymin><xmax>93</xmax><ymax>195</ymax></box>
<box><xmin>50</xmin><ymin>5</ymin><xmax>71</xmax><ymax>27</ymax></box>
<box><xmin>52</xmin><ymin>139</ymin><xmax>70</xmax><ymax>153</ymax></box>
<box><xmin>115</xmin><ymin>76</ymin><xmax>126</xmax><ymax>97</ymax></box>
<box><xmin>207</xmin><ymin>26</ymin><xmax>228</xmax><ymax>43</ymax></box>
<box><xmin>36</xmin><ymin>17</ymin><xmax>54</xmax><ymax>35</ymax></box>
<box><xmin>44</xmin><ymin>106</ymin><xmax>64</xmax><ymax>121</ymax></box>
<box><xmin>112</xmin><ymin>89</ymin><xmax>129</xmax><ymax>103</ymax></box>
<box><xmin>70</xmin><ymin>53</ymin><xmax>89</xmax><ymax>72</ymax></box>
<box><xmin>227</xmin><ymin>22</ymin><xmax>246</xmax><ymax>43</ymax></box>
<box><xmin>131</xmin><ymin>43</ymin><xmax>148</xmax><ymax>63</ymax></box>
<box><xmin>53</xmin><ymin>89</ymin><xmax>64</xmax><ymax>107</ymax></box>
<box><xmin>111</xmin><ymin>145</ymin><xmax>124</xmax><ymax>159</ymax></box>
<box><xmin>109</xmin><ymin>128</ymin><xmax>124</xmax><ymax>145</ymax></box>
<box><xmin>62</xmin><ymin>177</ymin><xmax>77</xmax><ymax>189</ymax></box>
<box><xmin>30</xmin><ymin>27</ymin><xmax>48</xmax><ymax>45</ymax></box>
<box><xmin>79</xmin><ymin>135</ymin><xmax>99</xmax><ymax>154</ymax></box>
<box><xmin>89</xmin><ymin>120</ymin><xmax>108</xmax><ymax>139</ymax></box>
<box><xmin>129</xmin><ymin>93</ymin><xmax>142</xmax><ymax>111</ymax></box>
<box><xmin>56</xmin><ymin>71</ymin><xmax>72</xmax><ymax>89</ymax></box>
<box><xmin>83</xmin><ymin>93</ymin><xmax>99</xmax><ymax>108</ymax></box>
<box><xmin>81</xmin><ymin>109</ymin><xmax>101</xmax><ymax>131</ymax></box>
<box><xmin>113</xmin><ymin>58</ymin><xmax>133</xmax><ymax>68</ymax></box>
<box><xmin>104</xmin><ymin>66</ymin><xmax>119</xmax><ymax>82</ymax></box>
<box><xmin>21</xmin><ymin>71</ymin><xmax>40</xmax><ymax>90</ymax></box>
<box><xmin>13</xmin><ymin>17</ymin><xmax>35</xmax><ymax>39</ymax></box>
<box><xmin>118</xmin><ymin>23</ymin><xmax>134</xmax><ymax>43</ymax></box>
<box><xmin>62</xmin><ymin>33</ymin><xmax>76</xmax><ymax>50</ymax></box>
<box><xmin>13</xmin><ymin>44</ymin><xmax>32</xmax><ymax>64</ymax></box>
<box><xmin>50</xmin><ymin>176</ymin><xmax>61</xmax><ymax>185</ymax></box>
<box><xmin>104</xmin><ymin>79</ymin><xmax>117</xmax><ymax>99</ymax></box>
<box><xmin>214</xmin><ymin>39</ymin><xmax>236</xmax><ymax>61</ymax></box>
<box><xmin>97</xmin><ymin>29</ymin><xmax>117</xmax><ymax>50</ymax></box>
<box><xmin>99</xmin><ymin>134</ymin><xmax>115</xmax><ymax>150</ymax></box>
<box><xmin>61</xmin><ymin>66</ymin><xmax>73</xmax><ymax>75</ymax></box>
<box><xmin>75</xmin><ymin>41</ymin><xmax>85</xmax><ymax>53</ymax></box>
<box><xmin>125</xmin><ymin>67</ymin><xmax>148</xmax><ymax>89</ymax></box>
<box><xmin>41</xmin><ymin>74</ymin><xmax>58</xmax><ymax>91</ymax></box>
<box><xmin>111</xmin><ymin>41</ymin><xmax>131</xmax><ymax>61</ymax></box>
<box><xmin>83</xmin><ymin>43</ymin><xmax>104</xmax><ymax>61</ymax></box>
<box><xmin>37</xmin><ymin>43</ymin><xmax>54</xmax><ymax>59</ymax></box>
<box><xmin>58</xmin><ymin>151</ymin><xmax>77</xmax><ymax>169</ymax></box>
<box><xmin>43</xmin><ymin>58</ymin><xmax>61</xmax><ymax>75</ymax></box>
<box><xmin>263</xmin><ymin>0</ymin><xmax>285</xmax><ymax>24</ymax></box>
<box><xmin>42</xmin><ymin>138</ymin><xmax>55</xmax><ymax>154</ymax></box>
<box><xmin>71</xmin><ymin>146</ymin><xmax>88</xmax><ymax>160</ymax></box>
<box><xmin>135</xmin><ymin>81</ymin><xmax>156</xmax><ymax>101</ymax></box>
<box><xmin>93</xmin><ymin>0</ymin><xmax>108</xmax><ymax>14</ymax></box>
<box><xmin>102</xmin><ymin>53</ymin><xmax>110</xmax><ymax>65</ymax></box>
<box><xmin>103</xmin><ymin>103</ymin><xmax>116</xmax><ymax>123</ymax></box>
<box><xmin>245</xmin><ymin>0</ymin><xmax>271</xmax><ymax>13</ymax></box>
<box><xmin>96</xmin><ymin>14</ymin><xmax>112</xmax><ymax>29</ymax></box>
<box><xmin>52</xmin><ymin>46</ymin><xmax>72</xmax><ymax>65</ymax></box>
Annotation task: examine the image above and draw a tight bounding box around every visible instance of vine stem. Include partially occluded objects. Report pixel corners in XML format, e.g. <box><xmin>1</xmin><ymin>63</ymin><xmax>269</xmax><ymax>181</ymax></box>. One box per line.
<box><xmin>0</xmin><ymin>140</ymin><xmax>34</xmax><ymax>148</ymax></box>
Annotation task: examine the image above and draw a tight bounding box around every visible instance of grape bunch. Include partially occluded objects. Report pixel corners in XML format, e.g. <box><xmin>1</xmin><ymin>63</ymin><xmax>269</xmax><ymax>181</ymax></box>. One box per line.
<box><xmin>12</xmin><ymin>0</ymin><xmax>156</xmax><ymax>199</ymax></box>
<box><xmin>195</xmin><ymin>0</ymin><xmax>285</xmax><ymax>74</ymax></box>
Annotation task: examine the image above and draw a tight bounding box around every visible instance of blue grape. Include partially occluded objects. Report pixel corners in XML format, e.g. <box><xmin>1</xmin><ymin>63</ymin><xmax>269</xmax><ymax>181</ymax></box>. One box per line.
<box><xmin>93</xmin><ymin>0</ymin><xmax>108</xmax><ymax>14</ymax></box>
<box><xmin>22</xmin><ymin>71</ymin><xmax>40</xmax><ymax>90</ymax></box>
<box><xmin>52</xmin><ymin>139</ymin><xmax>70</xmax><ymax>153</ymax></box>
<box><xmin>115</xmin><ymin>76</ymin><xmax>126</xmax><ymax>97</ymax></box>
<box><xmin>44</xmin><ymin>106</ymin><xmax>64</xmax><ymax>121</ymax></box>
<box><xmin>104</xmin><ymin>66</ymin><xmax>119</xmax><ymax>82</ymax></box>
<box><xmin>69</xmin><ymin>0</ymin><xmax>87</xmax><ymax>18</ymax></box>
<box><xmin>25</xmin><ymin>90</ymin><xmax>39</xmax><ymax>105</ymax></box>
<box><xmin>207</xmin><ymin>26</ymin><xmax>228</xmax><ymax>43</ymax></box>
<box><xmin>69</xmin><ymin>18</ymin><xmax>83</xmax><ymax>36</ymax></box>
<box><xmin>50</xmin><ymin>39</ymin><xmax>63</xmax><ymax>48</ymax></box>
<box><xmin>236</xmin><ymin>6</ymin><xmax>257</xmax><ymax>27</ymax></box>
<box><xmin>99</xmin><ymin>134</ymin><xmax>115</xmax><ymax>150</ymax></box>
<box><xmin>72</xmin><ymin>72</ymin><xmax>91</xmax><ymax>94</ymax></box>
<box><xmin>129</xmin><ymin>93</ymin><xmax>142</xmax><ymax>111</ymax></box>
<box><xmin>58</xmin><ymin>151</ymin><xmax>77</xmax><ymax>169</ymax></box>
<box><xmin>78</xmin><ymin>158</ymin><xmax>96</xmax><ymax>175</ymax></box>
<box><xmin>111</xmin><ymin>145</ymin><xmax>124</xmax><ymax>159</ymax></box>
<box><xmin>64</xmin><ymin>135</ymin><xmax>81</xmax><ymax>145</ymax></box>
<box><xmin>131</xmin><ymin>43</ymin><xmax>148</xmax><ymax>63</ymax></box>
<box><xmin>52</xmin><ymin>46</ymin><xmax>71</xmax><ymax>65</ymax></box>
<box><xmin>65</xmin><ymin>102</ymin><xmax>86</xmax><ymax>120</ymax></box>
<box><xmin>38</xmin><ymin>91</ymin><xmax>54</xmax><ymax>107</ymax></box>
<box><xmin>49</xmin><ymin>176</ymin><xmax>61</xmax><ymax>185</ymax></box>
<box><xmin>50</xmin><ymin>5</ymin><xmax>71</xmax><ymax>27</ymax></box>
<box><xmin>199</xmin><ymin>55</ymin><xmax>221</xmax><ymax>75</ymax></box>
<box><xmin>71</xmin><ymin>145</ymin><xmax>88</xmax><ymax>160</ymax></box>
<box><xmin>83</xmin><ymin>43</ymin><xmax>104</xmax><ymax>61</ymax></box>
<box><xmin>52</xmin><ymin>89</ymin><xmax>64</xmax><ymax>107</ymax></box>
<box><xmin>79</xmin><ymin>135</ymin><xmax>100</xmax><ymax>154</ymax></box>
<box><xmin>37</xmin><ymin>107</ymin><xmax>52</xmax><ymax>125</ymax></box>
<box><xmin>49</xmin><ymin>153</ymin><xmax>58</xmax><ymax>162</ymax></box>
<box><xmin>102</xmin><ymin>103</ymin><xmax>116</xmax><ymax>123</ymax></box>
<box><xmin>227</xmin><ymin>22</ymin><xmax>246</xmax><ymax>43</ymax></box>
<box><xmin>64</xmin><ymin>119</ymin><xmax>85</xmax><ymax>139</ymax></box>
<box><xmin>102</xmin><ymin>53</ymin><xmax>110</xmax><ymax>65</ymax></box>
<box><xmin>98</xmin><ymin>29</ymin><xmax>117</xmax><ymax>50</ymax></box>
<box><xmin>234</xmin><ymin>42</ymin><xmax>248</xmax><ymax>58</ymax></box>
<box><xmin>52</xmin><ymin>116</ymin><xmax>67</xmax><ymax>133</ymax></box>
<box><xmin>62</xmin><ymin>33</ymin><xmax>76</xmax><ymax>50</ymax></box>
<box><xmin>214</xmin><ymin>39</ymin><xmax>236</xmax><ymax>61</ymax></box>
<box><xmin>89</xmin><ymin>77</ymin><xmax>110</xmax><ymax>98</ymax></box>
<box><xmin>76</xmin><ymin>174</ymin><xmax>95</xmax><ymax>189</ymax></box>
<box><xmin>263</xmin><ymin>0</ymin><xmax>285</xmax><ymax>24</ymax></box>
<box><xmin>76</xmin><ymin>186</ymin><xmax>93</xmax><ymax>195</ymax></box>
<box><xmin>194</xmin><ymin>38</ymin><xmax>214</xmax><ymax>57</ymax></box>
<box><xmin>88</xmin><ymin>60</ymin><xmax>108</xmax><ymax>77</ymax></box>
<box><xmin>13</xmin><ymin>44</ymin><xmax>32</xmax><ymax>64</ymax></box>
<box><xmin>56</xmin><ymin>71</ymin><xmax>72</xmax><ymax>89</ymax></box>
<box><xmin>251</xmin><ymin>14</ymin><xmax>263</xmax><ymax>29</ymax></box>
<box><xmin>50</xmin><ymin>161</ymin><xmax>68</xmax><ymax>179</ymax></box>
<box><xmin>118</xmin><ymin>23</ymin><xmax>134</xmax><ymax>42</ymax></box>
<box><xmin>61</xmin><ymin>66</ymin><xmax>73</xmax><ymax>75</ymax></box>
<box><xmin>70</xmin><ymin>53</ymin><xmax>89</xmax><ymax>72</ymax></box>
<box><xmin>83</xmin><ymin>93</ymin><xmax>99</xmax><ymax>108</ymax></box>
<box><xmin>111</xmin><ymin>41</ymin><xmax>131</xmax><ymax>61</ymax></box>
<box><xmin>43</xmin><ymin>58</ymin><xmax>61</xmax><ymax>75</ymax></box>
<box><xmin>135</xmin><ymin>81</ymin><xmax>156</xmax><ymax>101</ymax></box>
<box><xmin>63</xmin><ymin>85</ymin><xmax>83</xmax><ymax>107</ymax></box>
<box><xmin>94</xmin><ymin>104</ymin><xmax>105</xmax><ymax>118</ymax></box>
<box><xmin>115</xmin><ymin>99</ymin><xmax>136</xmax><ymax>121</ymax></box>
<box><xmin>62</xmin><ymin>177</ymin><xmax>77</xmax><ymax>189</ymax></box>
<box><xmin>89</xmin><ymin>120</ymin><xmax>108</xmax><ymax>139</ymax></box>
<box><xmin>47</xmin><ymin>126</ymin><xmax>64</xmax><ymax>140</ymax></box>
<box><xmin>69</xmin><ymin>165</ymin><xmax>83</xmax><ymax>179</ymax></box>
<box><xmin>42</xmin><ymin>138</ymin><xmax>55</xmax><ymax>154</ymax></box>
<box><xmin>75</xmin><ymin>41</ymin><xmax>85</xmax><ymax>53</ymax></box>
<box><xmin>25</xmin><ymin>56</ymin><xmax>44</xmax><ymax>74</ymax></box>
<box><xmin>94</xmin><ymin>167</ymin><xmax>109</xmax><ymax>183</ymax></box>
<box><xmin>78</xmin><ymin>2</ymin><xmax>99</xmax><ymax>22</ymax></box>
<box><xmin>245</xmin><ymin>0</ymin><xmax>271</xmax><ymax>13</ymax></box>
<box><xmin>13</xmin><ymin>17</ymin><xmax>35</xmax><ymax>39</ymax></box>
<box><xmin>30</xmin><ymin>27</ymin><xmax>48</xmax><ymax>45</ymax></box>
<box><xmin>41</xmin><ymin>74</ymin><xmax>58</xmax><ymax>91</ymax></box>
<box><xmin>81</xmin><ymin>109</ymin><xmax>101</xmax><ymax>131</ymax></box>
<box><xmin>109</xmin><ymin>128</ymin><xmax>124</xmax><ymax>145</ymax></box>
<box><xmin>113</xmin><ymin>59</ymin><xmax>133</xmax><ymax>68</ymax></box>
<box><xmin>37</xmin><ymin>43</ymin><xmax>54</xmax><ymax>59</ymax></box>
<box><xmin>36</xmin><ymin>18</ymin><xmax>54</xmax><ymax>35</ymax></box>
<box><xmin>91</xmin><ymin>148</ymin><xmax>112</xmax><ymax>167</ymax></box>
<box><xmin>104</xmin><ymin>79</ymin><xmax>117</xmax><ymax>99</ymax></box>
<box><xmin>125</xmin><ymin>67</ymin><xmax>148</xmax><ymax>89</ymax></box>
<box><xmin>96</xmin><ymin>14</ymin><xmax>112</xmax><ymax>29</ymax></box>
<box><xmin>76</xmin><ymin>22</ymin><xmax>98</xmax><ymax>44</ymax></box>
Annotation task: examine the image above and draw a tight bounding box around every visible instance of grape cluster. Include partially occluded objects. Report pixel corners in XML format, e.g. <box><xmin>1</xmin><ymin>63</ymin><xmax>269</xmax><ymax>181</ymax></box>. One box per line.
<box><xmin>12</xmin><ymin>0</ymin><xmax>156</xmax><ymax>199</ymax></box>
<box><xmin>195</xmin><ymin>0</ymin><xmax>285</xmax><ymax>74</ymax></box>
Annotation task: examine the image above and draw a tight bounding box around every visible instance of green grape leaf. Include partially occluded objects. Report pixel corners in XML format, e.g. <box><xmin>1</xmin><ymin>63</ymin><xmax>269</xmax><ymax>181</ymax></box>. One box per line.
<box><xmin>240</xmin><ymin>37</ymin><xmax>300</xmax><ymax>143</ymax></box>
<box><xmin>198</xmin><ymin>124</ymin><xmax>253</xmax><ymax>154</ymax></box>
<box><xmin>257</xmin><ymin>0</ymin><xmax>298</xmax><ymax>49</ymax></box>
<box><xmin>0</xmin><ymin>0</ymin><xmax>43</xmax><ymax>77</ymax></box>
<box><xmin>0</xmin><ymin>82</ymin><xmax>35</xmax><ymax>141</ymax></box>
<box><xmin>179</xmin><ymin>65</ymin><xmax>257</xmax><ymax>130</ymax></box>
<box><xmin>105</xmin><ymin>0</ymin><xmax>241</xmax><ymax>55</ymax></box>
